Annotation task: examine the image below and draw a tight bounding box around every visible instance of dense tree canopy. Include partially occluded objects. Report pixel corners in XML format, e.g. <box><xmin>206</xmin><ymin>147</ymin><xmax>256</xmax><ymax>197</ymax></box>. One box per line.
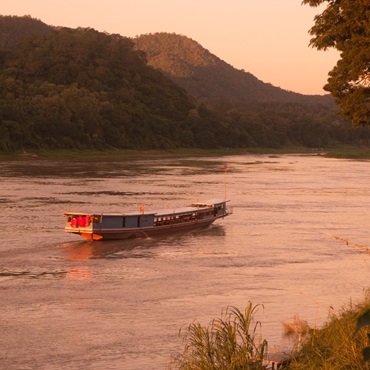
<box><xmin>0</xmin><ymin>26</ymin><xmax>198</xmax><ymax>151</ymax></box>
<box><xmin>1</xmin><ymin>16</ymin><xmax>370</xmax><ymax>152</ymax></box>
<box><xmin>302</xmin><ymin>0</ymin><xmax>370</xmax><ymax>126</ymax></box>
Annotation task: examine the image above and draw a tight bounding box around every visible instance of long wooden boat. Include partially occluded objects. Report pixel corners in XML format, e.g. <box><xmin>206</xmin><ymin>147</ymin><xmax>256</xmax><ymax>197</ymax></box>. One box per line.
<box><xmin>64</xmin><ymin>199</ymin><xmax>232</xmax><ymax>240</ymax></box>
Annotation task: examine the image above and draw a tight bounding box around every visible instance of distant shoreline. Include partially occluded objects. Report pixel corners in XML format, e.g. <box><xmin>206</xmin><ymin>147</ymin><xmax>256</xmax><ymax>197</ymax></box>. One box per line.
<box><xmin>1</xmin><ymin>145</ymin><xmax>370</xmax><ymax>161</ymax></box>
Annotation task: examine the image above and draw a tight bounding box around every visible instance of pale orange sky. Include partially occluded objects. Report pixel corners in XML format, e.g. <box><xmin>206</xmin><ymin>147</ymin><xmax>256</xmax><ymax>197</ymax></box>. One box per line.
<box><xmin>1</xmin><ymin>0</ymin><xmax>340</xmax><ymax>95</ymax></box>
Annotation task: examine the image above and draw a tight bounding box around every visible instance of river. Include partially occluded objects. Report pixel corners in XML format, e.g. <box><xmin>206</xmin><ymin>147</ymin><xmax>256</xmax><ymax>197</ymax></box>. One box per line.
<box><xmin>0</xmin><ymin>153</ymin><xmax>369</xmax><ymax>369</ymax></box>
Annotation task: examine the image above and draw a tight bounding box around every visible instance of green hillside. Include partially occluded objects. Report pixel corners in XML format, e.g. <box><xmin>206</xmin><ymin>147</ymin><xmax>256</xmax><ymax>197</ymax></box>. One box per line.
<box><xmin>0</xmin><ymin>20</ymin><xmax>203</xmax><ymax>151</ymax></box>
<box><xmin>0</xmin><ymin>16</ymin><xmax>369</xmax><ymax>152</ymax></box>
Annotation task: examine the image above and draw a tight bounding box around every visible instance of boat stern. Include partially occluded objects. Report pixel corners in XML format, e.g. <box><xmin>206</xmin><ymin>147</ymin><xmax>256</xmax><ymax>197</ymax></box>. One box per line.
<box><xmin>64</xmin><ymin>212</ymin><xmax>101</xmax><ymax>240</ymax></box>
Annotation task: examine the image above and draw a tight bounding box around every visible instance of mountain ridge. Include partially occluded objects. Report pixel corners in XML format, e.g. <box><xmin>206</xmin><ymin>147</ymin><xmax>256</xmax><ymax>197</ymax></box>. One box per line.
<box><xmin>1</xmin><ymin>15</ymin><xmax>367</xmax><ymax>153</ymax></box>
<box><xmin>0</xmin><ymin>16</ymin><xmax>333</xmax><ymax>109</ymax></box>
<box><xmin>133</xmin><ymin>32</ymin><xmax>334</xmax><ymax>110</ymax></box>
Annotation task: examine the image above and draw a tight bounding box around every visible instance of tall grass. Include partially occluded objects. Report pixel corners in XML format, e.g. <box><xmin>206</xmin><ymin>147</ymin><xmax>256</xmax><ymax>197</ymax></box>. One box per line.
<box><xmin>169</xmin><ymin>303</ymin><xmax>267</xmax><ymax>370</ymax></box>
<box><xmin>286</xmin><ymin>293</ymin><xmax>370</xmax><ymax>370</ymax></box>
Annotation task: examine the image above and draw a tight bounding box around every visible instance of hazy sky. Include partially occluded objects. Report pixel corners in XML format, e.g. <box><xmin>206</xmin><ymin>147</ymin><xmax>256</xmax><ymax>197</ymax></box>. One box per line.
<box><xmin>1</xmin><ymin>0</ymin><xmax>340</xmax><ymax>95</ymax></box>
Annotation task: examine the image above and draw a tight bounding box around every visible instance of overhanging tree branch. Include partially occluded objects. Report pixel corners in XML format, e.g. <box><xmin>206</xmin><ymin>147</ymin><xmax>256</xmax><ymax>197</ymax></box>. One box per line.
<box><xmin>302</xmin><ymin>0</ymin><xmax>370</xmax><ymax>126</ymax></box>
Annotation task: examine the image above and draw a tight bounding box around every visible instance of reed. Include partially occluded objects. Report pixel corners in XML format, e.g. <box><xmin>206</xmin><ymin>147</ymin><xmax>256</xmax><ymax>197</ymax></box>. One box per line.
<box><xmin>169</xmin><ymin>303</ymin><xmax>268</xmax><ymax>370</ymax></box>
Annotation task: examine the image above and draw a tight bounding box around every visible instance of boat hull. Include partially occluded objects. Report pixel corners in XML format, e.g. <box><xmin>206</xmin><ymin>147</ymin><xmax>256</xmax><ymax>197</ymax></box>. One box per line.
<box><xmin>64</xmin><ymin>199</ymin><xmax>231</xmax><ymax>241</ymax></box>
<box><xmin>79</xmin><ymin>218</ymin><xmax>216</xmax><ymax>240</ymax></box>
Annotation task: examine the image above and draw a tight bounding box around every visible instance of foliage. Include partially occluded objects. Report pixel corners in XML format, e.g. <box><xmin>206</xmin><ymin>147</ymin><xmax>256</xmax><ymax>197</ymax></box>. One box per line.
<box><xmin>356</xmin><ymin>309</ymin><xmax>370</xmax><ymax>361</ymax></box>
<box><xmin>0</xmin><ymin>20</ymin><xmax>197</xmax><ymax>151</ymax></box>
<box><xmin>302</xmin><ymin>0</ymin><xmax>370</xmax><ymax>126</ymax></box>
<box><xmin>1</xmin><ymin>16</ymin><xmax>370</xmax><ymax>152</ymax></box>
<box><xmin>0</xmin><ymin>15</ymin><xmax>52</xmax><ymax>50</ymax></box>
<box><xmin>282</xmin><ymin>315</ymin><xmax>310</xmax><ymax>351</ymax></box>
<box><xmin>134</xmin><ymin>32</ymin><xmax>370</xmax><ymax>148</ymax></box>
<box><xmin>169</xmin><ymin>303</ymin><xmax>268</xmax><ymax>370</ymax></box>
<box><xmin>285</xmin><ymin>294</ymin><xmax>370</xmax><ymax>369</ymax></box>
<box><xmin>134</xmin><ymin>33</ymin><xmax>337</xmax><ymax>107</ymax></box>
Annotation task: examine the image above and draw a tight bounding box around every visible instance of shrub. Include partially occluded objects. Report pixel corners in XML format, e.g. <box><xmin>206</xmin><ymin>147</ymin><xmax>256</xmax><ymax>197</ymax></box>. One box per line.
<box><xmin>286</xmin><ymin>293</ymin><xmax>370</xmax><ymax>370</ymax></box>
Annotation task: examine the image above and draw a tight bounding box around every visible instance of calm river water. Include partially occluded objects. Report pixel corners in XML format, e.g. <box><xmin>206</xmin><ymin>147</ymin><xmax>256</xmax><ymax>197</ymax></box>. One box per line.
<box><xmin>0</xmin><ymin>153</ymin><xmax>369</xmax><ymax>369</ymax></box>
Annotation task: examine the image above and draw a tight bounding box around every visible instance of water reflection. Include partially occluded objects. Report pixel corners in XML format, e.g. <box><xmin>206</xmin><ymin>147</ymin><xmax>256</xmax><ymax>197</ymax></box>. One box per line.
<box><xmin>66</xmin><ymin>266</ymin><xmax>93</xmax><ymax>280</ymax></box>
<box><xmin>0</xmin><ymin>269</ymin><xmax>67</xmax><ymax>280</ymax></box>
<box><xmin>63</xmin><ymin>224</ymin><xmax>226</xmax><ymax>261</ymax></box>
<box><xmin>64</xmin><ymin>241</ymin><xmax>95</xmax><ymax>261</ymax></box>
<box><xmin>1</xmin><ymin>154</ymin><xmax>370</xmax><ymax>370</ymax></box>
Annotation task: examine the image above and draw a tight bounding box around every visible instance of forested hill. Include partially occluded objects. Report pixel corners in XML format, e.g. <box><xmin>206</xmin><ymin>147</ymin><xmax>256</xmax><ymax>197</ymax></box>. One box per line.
<box><xmin>0</xmin><ymin>15</ymin><xmax>369</xmax><ymax>152</ymax></box>
<box><xmin>133</xmin><ymin>33</ymin><xmax>335</xmax><ymax>110</ymax></box>
<box><xmin>0</xmin><ymin>17</ymin><xmax>201</xmax><ymax>151</ymax></box>
<box><xmin>0</xmin><ymin>15</ymin><xmax>52</xmax><ymax>50</ymax></box>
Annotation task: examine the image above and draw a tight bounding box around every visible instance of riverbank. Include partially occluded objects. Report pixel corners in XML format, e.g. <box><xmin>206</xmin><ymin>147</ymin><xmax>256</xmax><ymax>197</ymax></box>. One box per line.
<box><xmin>285</xmin><ymin>291</ymin><xmax>370</xmax><ymax>369</ymax></box>
<box><xmin>2</xmin><ymin>145</ymin><xmax>370</xmax><ymax>161</ymax></box>
<box><xmin>169</xmin><ymin>291</ymin><xmax>370</xmax><ymax>369</ymax></box>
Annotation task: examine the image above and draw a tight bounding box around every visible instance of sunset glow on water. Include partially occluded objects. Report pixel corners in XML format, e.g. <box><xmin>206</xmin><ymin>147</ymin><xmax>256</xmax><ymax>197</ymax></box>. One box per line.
<box><xmin>0</xmin><ymin>154</ymin><xmax>369</xmax><ymax>369</ymax></box>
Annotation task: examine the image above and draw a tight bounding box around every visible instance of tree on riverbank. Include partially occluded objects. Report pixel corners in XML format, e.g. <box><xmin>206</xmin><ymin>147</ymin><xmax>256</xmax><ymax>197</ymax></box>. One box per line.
<box><xmin>302</xmin><ymin>0</ymin><xmax>370</xmax><ymax>126</ymax></box>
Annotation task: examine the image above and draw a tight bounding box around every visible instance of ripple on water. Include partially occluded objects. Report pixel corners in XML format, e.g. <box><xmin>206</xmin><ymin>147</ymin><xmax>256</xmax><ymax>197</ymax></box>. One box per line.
<box><xmin>0</xmin><ymin>155</ymin><xmax>369</xmax><ymax>369</ymax></box>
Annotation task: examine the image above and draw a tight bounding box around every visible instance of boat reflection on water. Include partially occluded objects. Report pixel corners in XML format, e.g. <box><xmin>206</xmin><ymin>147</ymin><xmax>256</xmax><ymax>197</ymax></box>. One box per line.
<box><xmin>62</xmin><ymin>225</ymin><xmax>225</xmax><ymax>281</ymax></box>
<box><xmin>64</xmin><ymin>241</ymin><xmax>95</xmax><ymax>261</ymax></box>
<box><xmin>63</xmin><ymin>224</ymin><xmax>226</xmax><ymax>262</ymax></box>
<box><xmin>62</xmin><ymin>242</ymin><xmax>94</xmax><ymax>280</ymax></box>
<box><xmin>66</xmin><ymin>266</ymin><xmax>93</xmax><ymax>280</ymax></box>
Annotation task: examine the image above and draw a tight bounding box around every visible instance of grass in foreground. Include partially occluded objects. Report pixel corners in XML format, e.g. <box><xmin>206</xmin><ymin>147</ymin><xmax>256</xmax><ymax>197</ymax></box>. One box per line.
<box><xmin>169</xmin><ymin>303</ymin><xmax>268</xmax><ymax>370</ymax></box>
<box><xmin>286</xmin><ymin>292</ymin><xmax>370</xmax><ymax>370</ymax></box>
<box><xmin>168</xmin><ymin>293</ymin><xmax>370</xmax><ymax>370</ymax></box>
